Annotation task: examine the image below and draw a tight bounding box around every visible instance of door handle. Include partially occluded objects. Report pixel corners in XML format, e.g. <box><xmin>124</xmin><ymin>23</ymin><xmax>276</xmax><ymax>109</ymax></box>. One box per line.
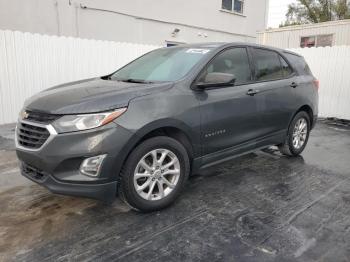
<box><xmin>246</xmin><ymin>89</ymin><xmax>259</xmax><ymax>96</ymax></box>
<box><xmin>290</xmin><ymin>82</ymin><xmax>298</xmax><ymax>88</ymax></box>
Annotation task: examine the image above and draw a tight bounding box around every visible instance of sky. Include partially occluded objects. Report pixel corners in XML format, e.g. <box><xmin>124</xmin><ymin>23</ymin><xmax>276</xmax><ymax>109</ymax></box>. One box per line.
<box><xmin>268</xmin><ymin>0</ymin><xmax>296</xmax><ymax>28</ymax></box>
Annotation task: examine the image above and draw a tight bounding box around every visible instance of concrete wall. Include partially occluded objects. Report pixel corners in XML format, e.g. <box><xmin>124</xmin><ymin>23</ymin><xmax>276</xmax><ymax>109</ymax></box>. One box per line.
<box><xmin>258</xmin><ymin>20</ymin><xmax>350</xmax><ymax>49</ymax></box>
<box><xmin>0</xmin><ymin>0</ymin><xmax>268</xmax><ymax>45</ymax></box>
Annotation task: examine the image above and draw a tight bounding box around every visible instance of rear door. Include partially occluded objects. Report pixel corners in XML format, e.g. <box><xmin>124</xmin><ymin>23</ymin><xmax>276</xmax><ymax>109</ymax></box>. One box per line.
<box><xmin>248</xmin><ymin>47</ymin><xmax>297</xmax><ymax>138</ymax></box>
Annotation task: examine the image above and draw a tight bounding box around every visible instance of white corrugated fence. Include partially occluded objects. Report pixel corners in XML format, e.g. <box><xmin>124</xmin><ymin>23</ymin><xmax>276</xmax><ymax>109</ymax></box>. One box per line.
<box><xmin>0</xmin><ymin>30</ymin><xmax>160</xmax><ymax>124</ymax></box>
<box><xmin>289</xmin><ymin>46</ymin><xmax>350</xmax><ymax>120</ymax></box>
<box><xmin>0</xmin><ymin>30</ymin><xmax>350</xmax><ymax>124</ymax></box>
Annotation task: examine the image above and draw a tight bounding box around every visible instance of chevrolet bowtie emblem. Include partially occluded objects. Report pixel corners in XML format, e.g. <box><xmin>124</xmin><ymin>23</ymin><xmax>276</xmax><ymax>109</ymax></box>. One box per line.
<box><xmin>21</xmin><ymin>111</ymin><xmax>29</xmax><ymax>119</ymax></box>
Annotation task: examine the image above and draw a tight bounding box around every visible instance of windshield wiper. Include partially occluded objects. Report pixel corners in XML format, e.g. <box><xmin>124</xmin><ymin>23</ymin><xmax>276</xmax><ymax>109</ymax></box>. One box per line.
<box><xmin>120</xmin><ymin>78</ymin><xmax>154</xmax><ymax>84</ymax></box>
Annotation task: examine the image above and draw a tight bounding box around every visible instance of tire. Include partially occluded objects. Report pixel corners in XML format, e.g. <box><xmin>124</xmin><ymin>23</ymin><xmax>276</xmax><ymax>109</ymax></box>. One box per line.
<box><xmin>278</xmin><ymin>111</ymin><xmax>311</xmax><ymax>156</ymax></box>
<box><xmin>119</xmin><ymin>136</ymin><xmax>190</xmax><ymax>212</ymax></box>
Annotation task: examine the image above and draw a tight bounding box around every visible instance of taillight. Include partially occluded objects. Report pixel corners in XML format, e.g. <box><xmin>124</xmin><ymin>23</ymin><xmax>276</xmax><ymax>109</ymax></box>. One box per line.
<box><xmin>313</xmin><ymin>79</ymin><xmax>319</xmax><ymax>91</ymax></box>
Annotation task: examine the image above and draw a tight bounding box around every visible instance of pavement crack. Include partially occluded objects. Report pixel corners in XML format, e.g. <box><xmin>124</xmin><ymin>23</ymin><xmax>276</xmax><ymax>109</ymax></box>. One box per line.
<box><xmin>101</xmin><ymin>208</ymin><xmax>209</xmax><ymax>261</ymax></box>
<box><xmin>259</xmin><ymin>180</ymin><xmax>346</xmax><ymax>246</ymax></box>
<box><xmin>285</xmin><ymin>180</ymin><xmax>344</xmax><ymax>225</ymax></box>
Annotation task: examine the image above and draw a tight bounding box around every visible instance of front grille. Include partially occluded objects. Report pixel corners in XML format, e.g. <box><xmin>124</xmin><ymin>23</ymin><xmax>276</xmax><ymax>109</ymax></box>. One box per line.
<box><xmin>17</xmin><ymin>122</ymin><xmax>50</xmax><ymax>149</ymax></box>
<box><xmin>25</xmin><ymin>110</ymin><xmax>61</xmax><ymax>124</ymax></box>
<box><xmin>21</xmin><ymin>162</ymin><xmax>47</xmax><ymax>182</ymax></box>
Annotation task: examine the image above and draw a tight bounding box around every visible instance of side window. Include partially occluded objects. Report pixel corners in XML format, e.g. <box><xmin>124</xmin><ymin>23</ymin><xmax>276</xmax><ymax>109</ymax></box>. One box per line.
<box><xmin>222</xmin><ymin>0</ymin><xmax>244</xmax><ymax>13</ymax></box>
<box><xmin>252</xmin><ymin>48</ymin><xmax>283</xmax><ymax>81</ymax></box>
<box><xmin>279</xmin><ymin>56</ymin><xmax>293</xmax><ymax>77</ymax></box>
<box><xmin>199</xmin><ymin>48</ymin><xmax>252</xmax><ymax>85</ymax></box>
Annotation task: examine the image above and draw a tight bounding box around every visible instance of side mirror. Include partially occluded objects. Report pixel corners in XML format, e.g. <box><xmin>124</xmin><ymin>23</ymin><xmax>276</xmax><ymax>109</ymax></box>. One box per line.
<box><xmin>196</xmin><ymin>73</ymin><xmax>236</xmax><ymax>89</ymax></box>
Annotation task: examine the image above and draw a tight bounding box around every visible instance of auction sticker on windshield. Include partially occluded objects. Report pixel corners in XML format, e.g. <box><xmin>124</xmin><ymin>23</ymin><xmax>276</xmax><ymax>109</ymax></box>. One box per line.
<box><xmin>186</xmin><ymin>49</ymin><xmax>211</xmax><ymax>54</ymax></box>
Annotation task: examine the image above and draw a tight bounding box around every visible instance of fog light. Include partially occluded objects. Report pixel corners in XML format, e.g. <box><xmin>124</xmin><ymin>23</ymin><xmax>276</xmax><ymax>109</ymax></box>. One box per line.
<box><xmin>80</xmin><ymin>154</ymin><xmax>107</xmax><ymax>177</ymax></box>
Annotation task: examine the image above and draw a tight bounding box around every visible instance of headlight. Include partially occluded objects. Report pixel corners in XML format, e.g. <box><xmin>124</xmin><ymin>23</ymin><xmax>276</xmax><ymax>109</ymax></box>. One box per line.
<box><xmin>52</xmin><ymin>108</ymin><xmax>127</xmax><ymax>133</ymax></box>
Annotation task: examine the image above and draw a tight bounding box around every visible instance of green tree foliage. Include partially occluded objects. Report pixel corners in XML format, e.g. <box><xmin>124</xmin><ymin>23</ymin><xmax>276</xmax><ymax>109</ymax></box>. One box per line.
<box><xmin>280</xmin><ymin>0</ymin><xmax>350</xmax><ymax>27</ymax></box>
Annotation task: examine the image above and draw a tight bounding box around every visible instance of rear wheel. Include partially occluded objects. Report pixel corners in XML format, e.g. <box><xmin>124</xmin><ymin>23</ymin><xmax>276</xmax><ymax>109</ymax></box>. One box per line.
<box><xmin>119</xmin><ymin>136</ymin><xmax>190</xmax><ymax>212</ymax></box>
<box><xmin>278</xmin><ymin>111</ymin><xmax>310</xmax><ymax>156</ymax></box>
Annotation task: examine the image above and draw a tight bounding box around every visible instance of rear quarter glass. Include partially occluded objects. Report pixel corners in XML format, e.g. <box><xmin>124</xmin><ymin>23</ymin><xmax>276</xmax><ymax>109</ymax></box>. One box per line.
<box><xmin>284</xmin><ymin>52</ymin><xmax>313</xmax><ymax>76</ymax></box>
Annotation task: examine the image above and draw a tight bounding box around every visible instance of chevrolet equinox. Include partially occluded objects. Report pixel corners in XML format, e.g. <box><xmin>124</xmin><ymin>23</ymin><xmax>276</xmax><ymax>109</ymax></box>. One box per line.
<box><xmin>16</xmin><ymin>43</ymin><xmax>318</xmax><ymax>212</ymax></box>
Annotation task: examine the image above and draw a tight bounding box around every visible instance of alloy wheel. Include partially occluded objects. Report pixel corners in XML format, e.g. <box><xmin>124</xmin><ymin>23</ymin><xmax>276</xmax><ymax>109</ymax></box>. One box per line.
<box><xmin>292</xmin><ymin>118</ymin><xmax>308</xmax><ymax>149</ymax></box>
<box><xmin>133</xmin><ymin>149</ymin><xmax>180</xmax><ymax>201</ymax></box>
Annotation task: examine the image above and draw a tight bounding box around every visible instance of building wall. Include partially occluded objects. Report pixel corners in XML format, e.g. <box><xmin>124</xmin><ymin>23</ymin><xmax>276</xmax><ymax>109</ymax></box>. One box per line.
<box><xmin>0</xmin><ymin>0</ymin><xmax>268</xmax><ymax>45</ymax></box>
<box><xmin>258</xmin><ymin>20</ymin><xmax>350</xmax><ymax>49</ymax></box>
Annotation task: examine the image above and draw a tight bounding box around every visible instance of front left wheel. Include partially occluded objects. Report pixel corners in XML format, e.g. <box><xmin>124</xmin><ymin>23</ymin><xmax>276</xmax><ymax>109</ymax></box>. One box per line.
<box><xmin>119</xmin><ymin>136</ymin><xmax>190</xmax><ymax>212</ymax></box>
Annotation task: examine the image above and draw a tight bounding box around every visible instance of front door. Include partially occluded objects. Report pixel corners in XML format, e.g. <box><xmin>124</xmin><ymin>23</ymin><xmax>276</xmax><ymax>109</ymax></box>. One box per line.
<box><xmin>196</xmin><ymin>47</ymin><xmax>262</xmax><ymax>156</ymax></box>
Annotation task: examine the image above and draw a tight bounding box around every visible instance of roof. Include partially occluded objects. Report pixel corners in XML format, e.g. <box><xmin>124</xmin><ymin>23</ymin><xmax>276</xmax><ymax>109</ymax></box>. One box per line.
<box><xmin>164</xmin><ymin>42</ymin><xmax>301</xmax><ymax>56</ymax></box>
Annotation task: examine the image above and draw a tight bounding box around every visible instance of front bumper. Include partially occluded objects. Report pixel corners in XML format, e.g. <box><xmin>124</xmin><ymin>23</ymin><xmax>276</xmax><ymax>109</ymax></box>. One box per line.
<box><xmin>20</xmin><ymin>161</ymin><xmax>118</xmax><ymax>201</ymax></box>
<box><xmin>16</xmin><ymin>121</ymin><xmax>134</xmax><ymax>201</ymax></box>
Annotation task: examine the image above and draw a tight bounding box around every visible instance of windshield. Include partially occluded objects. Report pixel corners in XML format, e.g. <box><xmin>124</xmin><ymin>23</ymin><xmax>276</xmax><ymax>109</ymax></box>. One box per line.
<box><xmin>110</xmin><ymin>47</ymin><xmax>213</xmax><ymax>82</ymax></box>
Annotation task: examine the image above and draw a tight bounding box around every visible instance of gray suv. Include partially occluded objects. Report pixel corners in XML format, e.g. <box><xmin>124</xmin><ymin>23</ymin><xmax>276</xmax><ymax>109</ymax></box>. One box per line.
<box><xmin>16</xmin><ymin>43</ymin><xmax>318</xmax><ymax>212</ymax></box>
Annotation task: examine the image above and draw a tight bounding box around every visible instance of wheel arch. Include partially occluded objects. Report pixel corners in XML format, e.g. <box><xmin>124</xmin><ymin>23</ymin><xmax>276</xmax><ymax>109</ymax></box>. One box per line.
<box><xmin>288</xmin><ymin>105</ymin><xmax>314</xmax><ymax>131</ymax></box>
<box><xmin>115</xmin><ymin>119</ymin><xmax>199</xmax><ymax>181</ymax></box>
<box><xmin>134</xmin><ymin>126</ymin><xmax>195</xmax><ymax>160</ymax></box>
<box><xmin>295</xmin><ymin>105</ymin><xmax>314</xmax><ymax>127</ymax></box>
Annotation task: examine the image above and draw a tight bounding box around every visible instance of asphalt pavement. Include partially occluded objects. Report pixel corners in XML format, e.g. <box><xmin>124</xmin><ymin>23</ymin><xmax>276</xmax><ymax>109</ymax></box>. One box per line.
<box><xmin>0</xmin><ymin>120</ymin><xmax>349</xmax><ymax>262</ymax></box>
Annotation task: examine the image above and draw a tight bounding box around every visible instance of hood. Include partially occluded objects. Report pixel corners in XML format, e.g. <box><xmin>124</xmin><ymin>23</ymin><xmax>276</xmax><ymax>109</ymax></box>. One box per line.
<box><xmin>24</xmin><ymin>78</ymin><xmax>173</xmax><ymax>114</ymax></box>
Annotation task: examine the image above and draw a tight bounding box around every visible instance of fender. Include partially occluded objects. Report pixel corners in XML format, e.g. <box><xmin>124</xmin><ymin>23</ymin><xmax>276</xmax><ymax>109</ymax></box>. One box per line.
<box><xmin>112</xmin><ymin>118</ymin><xmax>201</xmax><ymax>179</ymax></box>
<box><xmin>287</xmin><ymin>104</ymin><xmax>314</xmax><ymax>131</ymax></box>
<box><xmin>134</xmin><ymin>118</ymin><xmax>198</xmax><ymax>144</ymax></box>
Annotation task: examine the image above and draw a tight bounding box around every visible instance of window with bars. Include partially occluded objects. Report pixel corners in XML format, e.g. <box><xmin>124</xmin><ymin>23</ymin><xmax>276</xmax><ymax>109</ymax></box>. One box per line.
<box><xmin>222</xmin><ymin>0</ymin><xmax>244</xmax><ymax>14</ymax></box>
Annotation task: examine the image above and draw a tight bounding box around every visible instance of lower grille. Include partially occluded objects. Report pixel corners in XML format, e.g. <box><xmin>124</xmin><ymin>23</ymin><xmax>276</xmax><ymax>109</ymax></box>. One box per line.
<box><xmin>21</xmin><ymin>162</ymin><xmax>48</xmax><ymax>182</ymax></box>
<box><xmin>17</xmin><ymin>122</ymin><xmax>50</xmax><ymax>149</ymax></box>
